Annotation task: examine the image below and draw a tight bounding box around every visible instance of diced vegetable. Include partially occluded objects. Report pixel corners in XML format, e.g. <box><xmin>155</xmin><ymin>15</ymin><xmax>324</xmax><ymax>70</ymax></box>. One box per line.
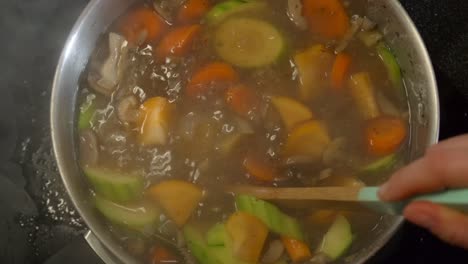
<box><xmin>271</xmin><ymin>96</ymin><xmax>313</xmax><ymax>131</ymax></box>
<box><xmin>94</xmin><ymin>195</ymin><xmax>160</xmax><ymax>229</ymax></box>
<box><xmin>236</xmin><ymin>195</ymin><xmax>304</xmax><ymax>240</ymax></box>
<box><xmin>287</xmin><ymin>0</ymin><xmax>308</xmax><ymax>30</ymax></box>
<box><xmin>138</xmin><ymin>97</ymin><xmax>174</xmax><ymax>146</ymax></box>
<box><xmin>307</xmin><ymin>210</ymin><xmax>339</xmax><ymax>226</ymax></box>
<box><xmin>293</xmin><ymin>45</ymin><xmax>334</xmax><ymax>101</ymax></box>
<box><xmin>283</xmin><ymin>120</ymin><xmax>331</xmax><ymax>162</ymax></box>
<box><xmin>360</xmin><ymin>154</ymin><xmax>397</xmax><ymax>176</ymax></box>
<box><xmin>225</xmin><ymin>85</ymin><xmax>259</xmax><ymax>117</ymax></box>
<box><xmin>205</xmin><ymin>0</ymin><xmax>266</xmax><ymax>25</ymax></box>
<box><xmin>331</xmin><ymin>53</ymin><xmax>352</xmax><ymax>90</ymax></box>
<box><xmin>148</xmin><ymin>180</ymin><xmax>203</xmax><ymax>227</ymax></box>
<box><xmin>243</xmin><ymin>153</ymin><xmax>278</xmax><ymax>182</ymax></box>
<box><xmin>319</xmin><ymin>215</ymin><xmax>353</xmax><ymax>260</ymax></box>
<box><xmin>358</xmin><ymin>30</ymin><xmax>383</xmax><ymax>47</ymax></box>
<box><xmin>225</xmin><ymin>211</ymin><xmax>269</xmax><ymax>263</ymax></box>
<box><xmin>217</xmin><ymin>133</ymin><xmax>244</xmax><ymax>155</ymax></box>
<box><xmin>364</xmin><ymin>116</ymin><xmax>407</xmax><ymax>156</ymax></box>
<box><xmin>119</xmin><ymin>7</ymin><xmax>167</xmax><ymax>46</ymax></box>
<box><xmin>302</xmin><ymin>0</ymin><xmax>350</xmax><ymax>39</ymax></box>
<box><xmin>186</xmin><ymin>62</ymin><xmax>239</xmax><ymax>98</ymax></box>
<box><xmin>156</xmin><ymin>25</ymin><xmax>201</xmax><ymax>58</ymax></box>
<box><xmin>184</xmin><ymin>226</ymin><xmax>221</xmax><ymax>264</ymax></box>
<box><xmin>349</xmin><ymin>72</ymin><xmax>380</xmax><ymax>120</ymax></box>
<box><xmin>262</xmin><ymin>240</ymin><xmax>285</xmax><ymax>264</ymax></box>
<box><xmin>377</xmin><ymin>43</ymin><xmax>403</xmax><ymax>93</ymax></box>
<box><xmin>185</xmin><ymin>225</ymin><xmax>248</xmax><ymax>264</ymax></box>
<box><xmin>151</xmin><ymin>245</ymin><xmax>180</xmax><ymax>264</ymax></box>
<box><xmin>78</xmin><ymin>99</ymin><xmax>95</xmax><ymax>130</ymax></box>
<box><xmin>177</xmin><ymin>0</ymin><xmax>211</xmax><ymax>23</ymax></box>
<box><xmin>206</xmin><ymin>223</ymin><xmax>226</xmax><ymax>246</ymax></box>
<box><xmin>281</xmin><ymin>236</ymin><xmax>312</xmax><ymax>262</ymax></box>
<box><xmin>84</xmin><ymin>167</ymin><xmax>144</xmax><ymax>202</ymax></box>
<box><xmin>215</xmin><ymin>17</ymin><xmax>285</xmax><ymax>68</ymax></box>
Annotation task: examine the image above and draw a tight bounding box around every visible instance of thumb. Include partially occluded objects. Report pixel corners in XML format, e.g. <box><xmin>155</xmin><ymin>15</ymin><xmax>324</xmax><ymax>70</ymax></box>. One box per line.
<box><xmin>403</xmin><ymin>201</ymin><xmax>468</xmax><ymax>249</ymax></box>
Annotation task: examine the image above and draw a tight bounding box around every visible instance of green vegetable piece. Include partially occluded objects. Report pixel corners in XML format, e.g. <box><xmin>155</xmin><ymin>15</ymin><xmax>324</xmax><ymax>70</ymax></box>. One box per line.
<box><xmin>205</xmin><ymin>0</ymin><xmax>265</xmax><ymax>25</ymax></box>
<box><xmin>360</xmin><ymin>154</ymin><xmax>397</xmax><ymax>176</ymax></box>
<box><xmin>235</xmin><ymin>195</ymin><xmax>304</xmax><ymax>240</ymax></box>
<box><xmin>210</xmin><ymin>246</ymin><xmax>248</xmax><ymax>264</ymax></box>
<box><xmin>215</xmin><ymin>17</ymin><xmax>285</xmax><ymax>68</ymax></box>
<box><xmin>320</xmin><ymin>215</ymin><xmax>353</xmax><ymax>260</ymax></box>
<box><xmin>184</xmin><ymin>226</ymin><xmax>222</xmax><ymax>264</ymax></box>
<box><xmin>78</xmin><ymin>98</ymin><xmax>96</xmax><ymax>130</ymax></box>
<box><xmin>206</xmin><ymin>223</ymin><xmax>226</xmax><ymax>246</ymax></box>
<box><xmin>94</xmin><ymin>195</ymin><xmax>160</xmax><ymax>229</ymax></box>
<box><xmin>84</xmin><ymin>167</ymin><xmax>144</xmax><ymax>203</ymax></box>
<box><xmin>357</xmin><ymin>30</ymin><xmax>383</xmax><ymax>47</ymax></box>
<box><xmin>377</xmin><ymin>43</ymin><xmax>403</xmax><ymax>94</ymax></box>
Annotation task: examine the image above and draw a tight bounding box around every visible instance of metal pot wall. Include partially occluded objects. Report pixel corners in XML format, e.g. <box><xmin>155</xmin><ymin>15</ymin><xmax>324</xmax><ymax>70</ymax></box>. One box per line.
<box><xmin>51</xmin><ymin>0</ymin><xmax>439</xmax><ymax>263</ymax></box>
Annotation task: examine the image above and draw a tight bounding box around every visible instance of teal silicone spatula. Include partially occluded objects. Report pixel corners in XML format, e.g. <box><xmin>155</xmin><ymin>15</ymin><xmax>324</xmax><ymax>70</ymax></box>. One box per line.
<box><xmin>228</xmin><ymin>185</ymin><xmax>468</xmax><ymax>215</ymax></box>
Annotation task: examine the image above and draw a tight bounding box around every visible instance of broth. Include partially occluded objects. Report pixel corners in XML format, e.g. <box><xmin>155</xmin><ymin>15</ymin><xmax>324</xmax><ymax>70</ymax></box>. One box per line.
<box><xmin>77</xmin><ymin>0</ymin><xmax>409</xmax><ymax>263</ymax></box>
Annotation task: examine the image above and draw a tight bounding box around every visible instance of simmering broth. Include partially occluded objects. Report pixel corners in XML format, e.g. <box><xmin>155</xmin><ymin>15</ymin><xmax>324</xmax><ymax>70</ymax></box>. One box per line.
<box><xmin>77</xmin><ymin>0</ymin><xmax>409</xmax><ymax>263</ymax></box>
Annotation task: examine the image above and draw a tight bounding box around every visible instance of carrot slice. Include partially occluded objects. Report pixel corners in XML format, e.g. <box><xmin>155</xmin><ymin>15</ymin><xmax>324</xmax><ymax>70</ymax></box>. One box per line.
<box><xmin>177</xmin><ymin>0</ymin><xmax>211</xmax><ymax>23</ymax></box>
<box><xmin>281</xmin><ymin>236</ymin><xmax>312</xmax><ymax>262</ymax></box>
<box><xmin>119</xmin><ymin>7</ymin><xmax>167</xmax><ymax>46</ymax></box>
<box><xmin>156</xmin><ymin>25</ymin><xmax>201</xmax><ymax>58</ymax></box>
<box><xmin>151</xmin><ymin>246</ymin><xmax>179</xmax><ymax>264</ymax></box>
<box><xmin>225</xmin><ymin>85</ymin><xmax>259</xmax><ymax>117</ymax></box>
<box><xmin>331</xmin><ymin>53</ymin><xmax>352</xmax><ymax>90</ymax></box>
<box><xmin>186</xmin><ymin>62</ymin><xmax>239</xmax><ymax>97</ymax></box>
<box><xmin>302</xmin><ymin>0</ymin><xmax>350</xmax><ymax>39</ymax></box>
<box><xmin>243</xmin><ymin>153</ymin><xmax>277</xmax><ymax>182</ymax></box>
<box><xmin>364</xmin><ymin>116</ymin><xmax>407</xmax><ymax>156</ymax></box>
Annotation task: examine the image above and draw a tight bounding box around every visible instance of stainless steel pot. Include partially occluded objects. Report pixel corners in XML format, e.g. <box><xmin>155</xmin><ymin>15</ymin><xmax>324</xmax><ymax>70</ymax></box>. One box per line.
<box><xmin>51</xmin><ymin>0</ymin><xmax>440</xmax><ymax>263</ymax></box>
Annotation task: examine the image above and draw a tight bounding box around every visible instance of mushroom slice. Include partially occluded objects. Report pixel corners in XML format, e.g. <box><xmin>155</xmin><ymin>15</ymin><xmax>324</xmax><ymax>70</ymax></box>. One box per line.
<box><xmin>88</xmin><ymin>33</ymin><xmax>129</xmax><ymax>96</ymax></box>
<box><xmin>117</xmin><ymin>95</ymin><xmax>140</xmax><ymax>123</ymax></box>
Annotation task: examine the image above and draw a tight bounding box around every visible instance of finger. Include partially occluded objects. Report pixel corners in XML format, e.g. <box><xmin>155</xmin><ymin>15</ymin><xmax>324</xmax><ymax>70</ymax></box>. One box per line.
<box><xmin>379</xmin><ymin>147</ymin><xmax>468</xmax><ymax>201</ymax></box>
<box><xmin>404</xmin><ymin>201</ymin><xmax>468</xmax><ymax>249</ymax></box>
<box><xmin>430</xmin><ymin>134</ymin><xmax>468</xmax><ymax>150</ymax></box>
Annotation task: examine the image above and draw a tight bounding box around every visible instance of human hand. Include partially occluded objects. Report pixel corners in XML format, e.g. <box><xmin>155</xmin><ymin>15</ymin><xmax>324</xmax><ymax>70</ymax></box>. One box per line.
<box><xmin>378</xmin><ymin>134</ymin><xmax>468</xmax><ymax>249</ymax></box>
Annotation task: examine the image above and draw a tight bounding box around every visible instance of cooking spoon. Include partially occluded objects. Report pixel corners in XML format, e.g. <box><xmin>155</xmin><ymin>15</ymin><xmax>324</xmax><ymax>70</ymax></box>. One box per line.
<box><xmin>228</xmin><ymin>185</ymin><xmax>468</xmax><ymax>215</ymax></box>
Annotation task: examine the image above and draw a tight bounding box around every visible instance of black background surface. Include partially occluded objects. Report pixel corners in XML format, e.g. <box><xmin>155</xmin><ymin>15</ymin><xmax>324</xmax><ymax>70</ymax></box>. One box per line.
<box><xmin>0</xmin><ymin>0</ymin><xmax>467</xmax><ymax>263</ymax></box>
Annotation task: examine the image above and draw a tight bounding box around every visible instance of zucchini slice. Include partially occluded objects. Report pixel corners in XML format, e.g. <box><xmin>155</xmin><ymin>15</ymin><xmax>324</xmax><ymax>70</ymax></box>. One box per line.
<box><xmin>205</xmin><ymin>0</ymin><xmax>266</xmax><ymax>25</ymax></box>
<box><xmin>377</xmin><ymin>43</ymin><xmax>403</xmax><ymax>94</ymax></box>
<box><xmin>84</xmin><ymin>167</ymin><xmax>144</xmax><ymax>203</ymax></box>
<box><xmin>235</xmin><ymin>195</ymin><xmax>304</xmax><ymax>240</ymax></box>
<box><xmin>215</xmin><ymin>17</ymin><xmax>285</xmax><ymax>68</ymax></box>
<box><xmin>94</xmin><ymin>195</ymin><xmax>160</xmax><ymax>230</ymax></box>
<box><xmin>319</xmin><ymin>215</ymin><xmax>353</xmax><ymax>260</ymax></box>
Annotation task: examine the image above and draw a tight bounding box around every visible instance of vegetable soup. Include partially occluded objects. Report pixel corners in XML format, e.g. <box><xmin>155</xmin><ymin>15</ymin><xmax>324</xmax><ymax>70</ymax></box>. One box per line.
<box><xmin>77</xmin><ymin>0</ymin><xmax>409</xmax><ymax>263</ymax></box>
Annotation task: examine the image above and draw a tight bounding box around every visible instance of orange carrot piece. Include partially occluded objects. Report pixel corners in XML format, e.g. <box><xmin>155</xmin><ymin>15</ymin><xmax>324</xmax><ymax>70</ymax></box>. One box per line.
<box><xmin>365</xmin><ymin>116</ymin><xmax>407</xmax><ymax>156</ymax></box>
<box><xmin>331</xmin><ymin>53</ymin><xmax>352</xmax><ymax>90</ymax></box>
<box><xmin>156</xmin><ymin>25</ymin><xmax>201</xmax><ymax>58</ymax></box>
<box><xmin>186</xmin><ymin>62</ymin><xmax>239</xmax><ymax>97</ymax></box>
<box><xmin>119</xmin><ymin>7</ymin><xmax>167</xmax><ymax>46</ymax></box>
<box><xmin>281</xmin><ymin>236</ymin><xmax>312</xmax><ymax>262</ymax></box>
<box><xmin>302</xmin><ymin>0</ymin><xmax>350</xmax><ymax>39</ymax></box>
<box><xmin>243</xmin><ymin>154</ymin><xmax>277</xmax><ymax>182</ymax></box>
<box><xmin>177</xmin><ymin>0</ymin><xmax>211</xmax><ymax>23</ymax></box>
<box><xmin>225</xmin><ymin>85</ymin><xmax>259</xmax><ymax>117</ymax></box>
<box><xmin>151</xmin><ymin>246</ymin><xmax>179</xmax><ymax>264</ymax></box>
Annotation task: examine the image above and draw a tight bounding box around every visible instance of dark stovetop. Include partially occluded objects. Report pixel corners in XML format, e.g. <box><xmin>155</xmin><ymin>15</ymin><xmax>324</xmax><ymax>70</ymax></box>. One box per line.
<box><xmin>0</xmin><ymin>0</ymin><xmax>467</xmax><ymax>263</ymax></box>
